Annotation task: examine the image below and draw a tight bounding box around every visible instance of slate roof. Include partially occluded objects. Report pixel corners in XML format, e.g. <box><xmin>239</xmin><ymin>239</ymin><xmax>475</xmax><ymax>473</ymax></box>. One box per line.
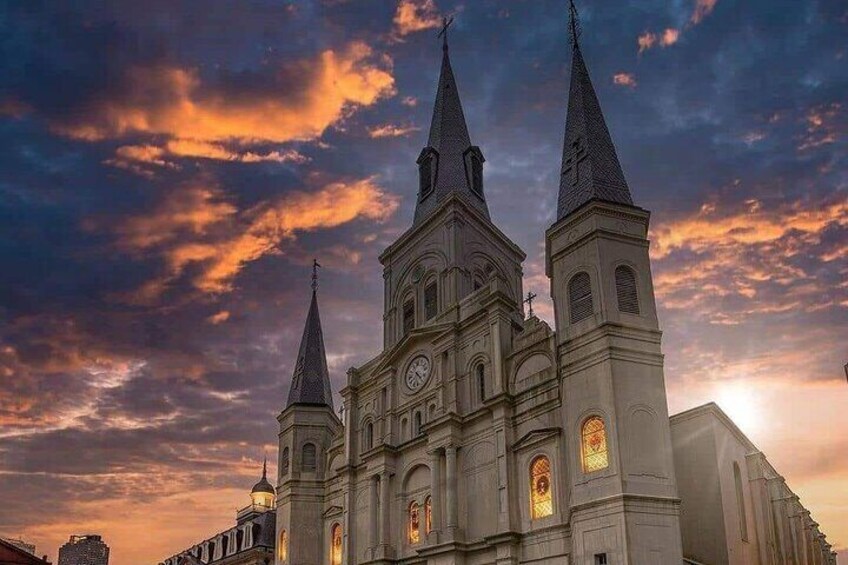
<box><xmin>285</xmin><ymin>290</ymin><xmax>334</xmax><ymax>409</ymax></box>
<box><xmin>556</xmin><ymin>40</ymin><xmax>635</xmax><ymax>220</ymax></box>
<box><xmin>413</xmin><ymin>42</ymin><xmax>489</xmax><ymax>225</ymax></box>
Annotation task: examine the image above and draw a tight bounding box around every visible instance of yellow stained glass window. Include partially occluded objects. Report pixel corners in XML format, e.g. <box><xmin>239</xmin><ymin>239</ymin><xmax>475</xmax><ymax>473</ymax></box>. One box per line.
<box><xmin>279</xmin><ymin>530</ymin><xmax>287</xmax><ymax>562</ymax></box>
<box><xmin>424</xmin><ymin>496</ymin><xmax>432</xmax><ymax>534</ymax></box>
<box><xmin>331</xmin><ymin>523</ymin><xmax>342</xmax><ymax>565</ymax></box>
<box><xmin>530</xmin><ymin>456</ymin><xmax>553</xmax><ymax>519</ymax></box>
<box><xmin>408</xmin><ymin>501</ymin><xmax>421</xmax><ymax>544</ymax></box>
<box><xmin>581</xmin><ymin>416</ymin><xmax>609</xmax><ymax>473</ymax></box>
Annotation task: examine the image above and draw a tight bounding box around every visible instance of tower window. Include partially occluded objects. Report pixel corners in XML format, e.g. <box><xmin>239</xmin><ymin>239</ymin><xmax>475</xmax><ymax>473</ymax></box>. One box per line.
<box><xmin>330</xmin><ymin>523</ymin><xmax>342</xmax><ymax>565</ymax></box>
<box><xmin>530</xmin><ymin>455</ymin><xmax>554</xmax><ymax>519</ymax></box>
<box><xmin>581</xmin><ymin>417</ymin><xmax>609</xmax><ymax>473</ymax></box>
<box><xmin>279</xmin><ymin>530</ymin><xmax>288</xmax><ymax>562</ymax></box>
<box><xmin>734</xmin><ymin>462</ymin><xmax>749</xmax><ymax>541</ymax></box>
<box><xmin>363</xmin><ymin>421</ymin><xmax>374</xmax><ymax>451</ymax></box>
<box><xmin>424</xmin><ymin>281</ymin><xmax>438</xmax><ymax>320</ymax></box>
<box><xmin>414</xmin><ymin>411</ymin><xmax>423</xmax><ymax>436</ymax></box>
<box><xmin>419</xmin><ymin>153</ymin><xmax>435</xmax><ymax>200</ymax></box>
<box><xmin>476</xmin><ymin>363</ymin><xmax>486</xmax><ymax>403</ymax></box>
<box><xmin>302</xmin><ymin>443</ymin><xmax>317</xmax><ymax>471</ymax></box>
<box><xmin>403</xmin><ymin>298</ymin><xmax>415</xmax><ymax>334</ymax></box>
<box><xmin>281</xmin><ymin>447</ymin><xmax>289</xmax><ymax>476</ymax></box>
<box><xmin>471</xmin><ymin>155</ymin><xmax>483</xmax><ymax>196</ymax></box>
<box><xmin>408</xmin><ymin>501</ymin><xmax>421</xmax><ymax>544</ymax></box>
<box><xmin>615</xmin><ymin>265</ymin><xmax>640</xmax><ymax>314</ymax></box>
<box><xmin>568</xmin><ymin>271</ymin><xmax>594</xmax><ymax>324</ymax></box>
<box><xmin>595</xmin><ymin>554</ymin><xmax>608</xmax><ymax>565</ymax></box>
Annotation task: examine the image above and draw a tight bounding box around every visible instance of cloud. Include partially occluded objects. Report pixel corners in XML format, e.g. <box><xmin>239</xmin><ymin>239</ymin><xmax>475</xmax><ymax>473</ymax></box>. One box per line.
<box><xmin>401</xmin><ymin>96</ymin><xmax>418</xmax><ymax>107</ymax></box>
<box><xmin>691</xmin><ymin>0</ymin><xmax>718</xmax><ymax>25</ymax></box>
<box><xmin>798</xmin><ymin>102</ymin><xmax>842</xmax><ymax>151</ymax></box>
<box><xmin>393</xmin><ymin>0</ymin><xmax>442</xmax><ymax>37</ymax></box>
<box><xmin>638</xmin><ymin>28</ymin><xmax>679</xmax><ymax>53</ymax></box>
<box><xmin>367</xmin><ymin>123</ymin><xmax>421</xmax><ymax>138</ymax></box>
<box><xmin>114</xmin><ymin>177</ymin><xmax>400</xmax><ymax>297</ymax></box>
<box><xmin>207</xmin><ymin>311</ymin><xmax>230</xmax><ymax>325</ymax></box>
<box><xmin>638</xmin><ymin>32</ymin><xmax>657</xmax><ymax>53</ymax></box>
<box><xmin>661</xmin><ymin>28</ymin><xmax>680</xmax><ymax>46</ymax></box>
<box><xmin>613</xmin><ymin>73</ymin><xmax>637</xmax><ymax>89</ymax></box>
<box><xmin>51</xmin><ymin>42</ymin><xmax>395</xmax><ymax>146</ymax></box>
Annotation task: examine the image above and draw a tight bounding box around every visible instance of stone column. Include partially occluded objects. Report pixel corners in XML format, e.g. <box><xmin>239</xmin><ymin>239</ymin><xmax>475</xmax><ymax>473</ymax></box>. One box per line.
<box><xmin>446</xmin><ymin>445</ymin><xmax>458</xmax><ymax>531</ymax></box>
<box><xmin>380</xmin><ymin>471</ymin><xmax>391</xmax><ymax>546</ymax></box>
<box><xmin>429</xmin><ymin>449</ymin><xmax>442</xmax><ymax>536</ymax></box>
<box><xmin>370</xmin><ymin>475</ymin><xmax>380</xmax><ymax>549</ymax></box>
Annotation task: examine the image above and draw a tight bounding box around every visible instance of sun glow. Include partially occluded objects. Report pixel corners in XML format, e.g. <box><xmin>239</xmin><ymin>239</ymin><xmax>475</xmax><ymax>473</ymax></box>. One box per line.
<box><xmin>715</xmin><ymin>382</ymin><xmax>762</xmax><ymax>435</ymax></box>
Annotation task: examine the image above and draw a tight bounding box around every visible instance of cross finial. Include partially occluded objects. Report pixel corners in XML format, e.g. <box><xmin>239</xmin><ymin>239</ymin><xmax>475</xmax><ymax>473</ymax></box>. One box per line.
<box><xmin>311</xmin><ymin>259</ymin><xmax>321</xmax><ymax>292</ymax></box>
<box><xmin>568</xmin><ymin>0</ymin><xmax>581</xmax><ymax>50</ymax></box>
<box><xmin>262</xmin><ymin>456</ymin><xmax>267</xmax><ymax>479</ymax></box>
<box><xmin>437</xmin><ymin>16</ymin><xmax>454</xmax><ymax>51</ymax></box>
<box><xmin>523</xmin><ymin>291</ymin><xmax>538</xmax><ymax>318</ymax></box>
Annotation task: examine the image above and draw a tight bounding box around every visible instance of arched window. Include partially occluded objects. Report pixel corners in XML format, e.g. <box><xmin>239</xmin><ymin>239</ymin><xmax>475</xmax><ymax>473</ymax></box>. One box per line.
<box><xmin>418</xmin><ymin>151</ymin><xmax>435</xmax><ymax>200</ymax></box>
<box><xmin>734</xmin><ymin>462</ymin><xmax>749</xmax><ymax>541</ymax></box>
<box><xmin>414</xmin><ymin>412</ymin><xmax>423</xmax><ymax>436</ymax></box>
<box><xmin>403</xmin><ymin>298</ymin><xmax>415</xmax><ymax>334</ymax></box>
<box><xmin>302</xmin><ymin>443</ymin><xmax>317</xmax><ymax>471</ymax></box>
<box><xmin>424</xmin><ymin>496</ymin><xmax>432</xmax><ymax>534</ymax></box>
<box><xmin>279</xmin><ymin>530</ymin><xmax>288</xmax><ymax>562</ymax></box>
<box><xmin>281</xmin><ymin>447</ymin><xmax>289</xmax><ymax>476</ymax></box>
<box><xmin>615</xmin><ymin>265</ymin><xmax>640</xmax><ymax>314</ymax></box>
<box><xmin>330</xmin><ymin>523</ymin><xmax>342</xmax><ymax>565</ymax></box>
<box><xmin>470</xmin><ymin>154</ymin><xmax>484</xmax><ymax>196</ymax></box>
<box><xmin>476</xmin><ymin>363</ymin><xmax>486</xmax><ymax>403</ymax></box>
<box><xmin>408</xmin><ymin>501</ymin><xmax>421</xmax><ymax>544</ymax></box>
<box><xmin>363</xmin><ymin>421</ymin><xmax>373</xmax><ymax>451</ymax></box>
<box><xmin>568</xmin><ymin>272</ymin><xmax>594</xmax><ymax>324</ymax></box>
<box><xmin>530</xmin><ymin>456</ymin><xmax>554</xmax><ymax>519</ymax></box>
<box><xmin>581</xmin><ymin>417</ymin><xmax>609</xmax><ymax>473</ymax></box>
<box><xmin>401</xmin><ymin>417</ymin><xmax>409</xmax><ymax>441</ymax></box>
<box><xmin>424</xmin><ymin>281</ymin><xmax>438</xmax><ymax>320</ymax></box>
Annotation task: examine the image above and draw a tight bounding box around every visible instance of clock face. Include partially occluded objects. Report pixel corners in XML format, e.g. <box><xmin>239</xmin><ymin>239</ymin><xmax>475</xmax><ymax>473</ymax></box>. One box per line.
<box><xmin>405</xmin><ymin>355</ymin><xmax>431</xmax><ymax>392</ymax></box>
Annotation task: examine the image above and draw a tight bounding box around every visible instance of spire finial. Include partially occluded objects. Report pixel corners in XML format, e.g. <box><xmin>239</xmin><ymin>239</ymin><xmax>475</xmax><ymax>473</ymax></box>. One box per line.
<box><xmin>523</xmin><ymin>291</ymin><xmax>538</xmax><ymax>318</ymax></box>
<box><xmin>568</xmin><ymin>0</ymin><xmax>581</xmax><ymax>50</ymax></box>
<box><xmin>311</xmin><ymin>259</ymin><xmax>321</xmax><ymax>292</ymax></box>
<box><xmin>262</xmin><ymin>456</ymin><xmax>267</xmax><ymax>479</ymax></box>
<box><xmin>437</xmin><ymin>16</ymin><xmax>454</xmax><ymax>51</ymax></box>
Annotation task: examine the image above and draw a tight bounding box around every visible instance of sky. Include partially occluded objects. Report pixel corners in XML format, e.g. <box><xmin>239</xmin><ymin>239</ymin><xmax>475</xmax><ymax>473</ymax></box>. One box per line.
<box><xmin>0</xmin><ymin>0</ymin><xmax>845</xmax><ymax>563</ymax></box>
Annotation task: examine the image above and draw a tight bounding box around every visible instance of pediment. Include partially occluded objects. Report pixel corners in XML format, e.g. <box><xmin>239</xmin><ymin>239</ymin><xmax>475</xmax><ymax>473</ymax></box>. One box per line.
<box><xmin>323</xmin><ymin>505</ymin><xmax>344</xmax><ymax>519</ymax></box>
<box><xmin>371</xmin><ymin>322</ymin><xmax>453</xmax><ymax>375</ymax></box>
<box><xmin>511</xmin><ymin>427</ymin><xmax>561</xmax><ymax>453</ymax></box>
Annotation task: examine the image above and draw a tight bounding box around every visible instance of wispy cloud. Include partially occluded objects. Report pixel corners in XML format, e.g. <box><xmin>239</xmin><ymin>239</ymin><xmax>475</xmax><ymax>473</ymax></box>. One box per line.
<box><xmin>613</xmin><ymin>72</ymin><xmax>637</xmax><ymax>89</ymax></box>
<box><xmin>367</xmin><ymin>123</ymin><xmax>421</xmax><ymax>138</ymax></box>
<box><xmin>393</xmin><ymin>0</ymin><xmax>442</xmax><ymax>38</ymax></box>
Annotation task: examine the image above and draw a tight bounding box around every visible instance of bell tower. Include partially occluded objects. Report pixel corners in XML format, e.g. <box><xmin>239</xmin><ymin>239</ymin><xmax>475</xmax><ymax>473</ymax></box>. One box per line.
<box><xmin>546</xmin><ymin>2</ymin><xmax>682</xmax><ymax>563</ymax></box>
<box><xmin>276</xmin><ymin>265</ymin><xmax>342</xmax><ymax>565</ymax></box>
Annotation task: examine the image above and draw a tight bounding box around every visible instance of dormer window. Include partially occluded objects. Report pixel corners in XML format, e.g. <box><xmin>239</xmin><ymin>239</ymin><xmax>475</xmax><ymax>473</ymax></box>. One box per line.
<box><xmin>417</xmin><ymin>148</ymin><xmax>438</xmax><ymax>200</ymax></box>
<box><xmin>464</xmin><ymin>147</ymin><xmax>485</xmax><ymax>198</ymax></box>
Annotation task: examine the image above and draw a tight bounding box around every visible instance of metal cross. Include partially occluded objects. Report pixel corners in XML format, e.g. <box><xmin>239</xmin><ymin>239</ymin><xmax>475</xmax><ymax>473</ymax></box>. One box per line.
<box><xmin>437</xmin><ymin>16</ymin><xmax>454</xmax><ymax>49</ymax></box>
<box><xmin>564</xmin><ymin>138</ymin><xmax>587</xmax><ymax>186</ymax></box>
<box><xmin>524</xmin><ymin>291</ymin><xmax>538</xmax><ymax>318</ymax></box>
<box><xmin>311</xmin><ymin>258</ymin><xmax>321</xmax><ymax>292</ymax></box>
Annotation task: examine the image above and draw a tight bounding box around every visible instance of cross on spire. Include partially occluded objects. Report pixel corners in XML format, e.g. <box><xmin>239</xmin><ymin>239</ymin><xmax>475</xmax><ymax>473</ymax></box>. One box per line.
<box><xmin>524</xmin><ymin>291</ymin><xmax>538</xmax><ymax>318</ymax></box>
<box><xmin>568</xmin><ymin>0</ymin><xmax>582</xmax><ymax>49</ymax></box>
<box><xmin>437</xmin><ymin>16</ymin><xmax>454</xmax><ymax>50</ymax></box>
<box><xmin>311</xmin><ymin>259</ymin><xmax>321</xmax><ymax>292</ymax></box>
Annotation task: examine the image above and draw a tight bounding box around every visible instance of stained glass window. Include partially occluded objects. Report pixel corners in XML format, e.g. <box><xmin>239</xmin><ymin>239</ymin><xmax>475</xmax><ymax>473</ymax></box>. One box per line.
<box><xmin>530</xmin><ymin>456</ymin><xmax>553</xmax><ymax>519</ymax></box>
<box><xmin>331</xmin><ymin>523</ymin><xmax>342</xmax><ymax>565</ymax></box>
<box><xmin>279</xmin><ymin>530</ymin><xmax>288</xmax><ymax>562</ymax></box>
<box><xmin>581</xmin><ymin>417</ymin><xmax>609</xmax><ymax>473</ymax></box>
<box><xmin>408</xmin><ymin>501</ymin><xmax>421</xmax><ymax>544</ymax></box>
<box><xmin>424</xmin><ymin>496</ymin><xmax>432</xmax><ymax>534</ymax></box>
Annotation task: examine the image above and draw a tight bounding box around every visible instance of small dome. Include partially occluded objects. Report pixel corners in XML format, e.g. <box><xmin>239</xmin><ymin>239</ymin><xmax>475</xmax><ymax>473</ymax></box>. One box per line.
<box><xmin>251</xmin><ymin>459</ymin><xmax>275</xmax><ymax>495</ymax></box>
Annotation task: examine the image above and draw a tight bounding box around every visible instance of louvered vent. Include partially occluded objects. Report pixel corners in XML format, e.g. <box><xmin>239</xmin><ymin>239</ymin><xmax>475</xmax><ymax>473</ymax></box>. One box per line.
<box><xmin>568</xmin><ymin>272</ymin><xmax>594</xmax><ymax>324</ymax></box>
<box><xmin>615</xmin><ymin>266</ymin><xmax>640</xmax><ymax>314</ymax></box>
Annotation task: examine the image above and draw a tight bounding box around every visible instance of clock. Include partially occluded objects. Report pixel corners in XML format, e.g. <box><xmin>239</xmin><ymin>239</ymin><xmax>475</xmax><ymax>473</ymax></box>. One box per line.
<box><xmin>405</xmin><ymin>355</ymin><xmax>431</xmax><ymax>392</ymax></box>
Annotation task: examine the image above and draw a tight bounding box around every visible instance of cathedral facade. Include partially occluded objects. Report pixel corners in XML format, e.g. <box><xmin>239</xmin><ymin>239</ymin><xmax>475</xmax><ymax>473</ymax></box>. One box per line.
<box><xmin>159</xmin><ymin>6</ymin><xmax>837</xmax><ymax>565</ymax></box>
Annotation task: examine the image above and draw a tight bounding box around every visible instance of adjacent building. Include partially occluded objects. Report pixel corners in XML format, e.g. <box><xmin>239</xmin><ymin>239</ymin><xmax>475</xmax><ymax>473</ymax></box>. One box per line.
<box><xmin>0</xmin><ymin>537</ymin><xmax>50</xmax><ymax>565</ymax></box>
<box><xmin>160</xmin><ymin>463</ymin><xmax>276</xmax><ymax>565</ymax></box>
<box><xmin>57</xmin><ymin>535</ymin><xmax>108</xmax><ymax>565</ymax></box>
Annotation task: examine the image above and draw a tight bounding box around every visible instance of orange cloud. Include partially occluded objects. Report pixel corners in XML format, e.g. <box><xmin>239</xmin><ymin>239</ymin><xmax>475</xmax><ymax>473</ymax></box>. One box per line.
<box><xmin>367</xmin><ymin>123</ymin><xmax>421</xmax><ymax>138</ymax></box>
<box><xmin>638</xmin><ymin>32</ymin><xmax>657</xmax><ymax>53</ymax></box>
<box><xmin>798</xmin><ymin>102</ymin><xmax>842</xmax><ymax>151</ymax></box>
<box><xmin>207</xmin><ymin>311</ymin><xmax>230</xmax><ymax>325</ymax></box>
<box><xmin>661</xmin><ymin>28</ymin><xmax>680</xmax><ymax>46</ymax></box>
<box><xmin>613</xmin><ymin>73</ymin><xmax>637</xmax><ymax>88</ymax></box>
<box><xmin>639</xmin><ymin>28</ymin><xmax>680</xmax><ymax>52</ymax></box>
<box><xmin>393</xmin><ymin>0</ymin><xmax>442</xmax><ymax>37</ymax></box>
<box><xmin>691</xmin><ymin>0</ymin><xmax>718</xmax><ymax>24</ymax></box>
<box><xmin>117</xmin><ymin>177</ymin><xmax>399</xmax><ymax>297</ymax></box>
<box><xmin>164</xmin><ymin>139</ymin><xmax>308</xmax><ymax>164</ymax></box>
<box><xmin>53</xmin><ymin>42</ymin><xmax>395</xmax><ymax>145</ymax></box>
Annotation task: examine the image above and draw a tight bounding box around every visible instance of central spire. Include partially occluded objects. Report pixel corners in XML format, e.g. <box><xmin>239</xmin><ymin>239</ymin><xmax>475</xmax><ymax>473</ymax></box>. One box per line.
<box><xmin>556</xmin><ymin>0</ymin><xmax>634</xmax><ymax>220</ymax></box>
<box><xmin>285</xmin><ymin>261</ymin><xmax>333</xmax><ymax>409</ymax></box>
<box><xmin>413</xmin><ymin>17</ymin><xmax>489</xmax><ymax>225</ymax></box>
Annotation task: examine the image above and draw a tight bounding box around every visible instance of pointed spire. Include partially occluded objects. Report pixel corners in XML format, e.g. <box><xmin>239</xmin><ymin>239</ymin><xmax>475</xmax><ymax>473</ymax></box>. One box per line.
<box><xmin>413</xmin><ymin>17</ymin><xmax>489</xmax><ymax>225</ymax></box>
<box><xmin>285</xmin><ymin>264</ymin><xmax>334</xmax><ymax>410</ymax></box>
<box><xmin>262</xmin><ymin>456</ymin><xmax>267</xmax><ymax>480</ymax></box>
<box><xmin>556</xmin><ymin>0</ymin><xmax>634</xmax><ymax>220</ymax></box>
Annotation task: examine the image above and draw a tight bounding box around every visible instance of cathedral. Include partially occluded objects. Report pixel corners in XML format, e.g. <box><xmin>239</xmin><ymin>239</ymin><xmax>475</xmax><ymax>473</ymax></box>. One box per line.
<box><xmin>159</xmin><ymin>5</ymin><xmax>837</xmax><ymax>565</ymax></box>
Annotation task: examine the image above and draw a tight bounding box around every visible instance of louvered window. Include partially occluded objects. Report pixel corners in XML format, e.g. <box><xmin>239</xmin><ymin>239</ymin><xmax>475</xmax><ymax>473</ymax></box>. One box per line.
<box><xmin>281</xmin><ymin>447</ymin><xmax>290</xmax><ymax>476</ymax></box>
<box><xmin>568</xmin><ymin>272</ymin><xmax>593</xmax><ymax>324</ymax></box>
<box><xmin>419</xmin><ymin>157</ymin><xmax>433</xmax><ymax>199</ymax></box>
<box><xmin>302</xmin><ymin>443</ymin><xmax>316</xmax><ymax>471</ymax></box>
<box><xmin>424</xmin><ymin>281</ymin><xmax>438</xmax><ymax>320</ymax></box>
<box><xmin>615</xmin><ymin>266</ymin><xmax>640</xmax><ymax>314</ymax></box>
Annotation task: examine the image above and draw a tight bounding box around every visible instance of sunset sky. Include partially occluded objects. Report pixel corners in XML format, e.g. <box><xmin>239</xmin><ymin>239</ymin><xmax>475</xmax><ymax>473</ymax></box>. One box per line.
<box><xmin>1</xmin><ymin>0</ymin><xmax>846</xmax><ymax>563</ymax></box>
